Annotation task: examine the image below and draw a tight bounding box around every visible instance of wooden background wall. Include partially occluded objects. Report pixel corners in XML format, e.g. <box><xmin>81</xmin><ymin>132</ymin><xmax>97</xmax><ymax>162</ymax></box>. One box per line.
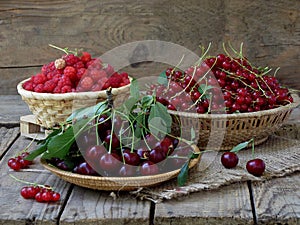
<box><xmin>0</xmin><ymin>0</ymin><xmax>299</xmax><ymax>95</ymax></box>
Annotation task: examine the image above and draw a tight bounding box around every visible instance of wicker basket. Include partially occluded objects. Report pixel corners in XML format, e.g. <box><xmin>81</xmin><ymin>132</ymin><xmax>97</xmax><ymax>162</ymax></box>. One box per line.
<box><xmin>40</xmin><ymin>144</ymin><xmax>201</xmax><ymax>191</ymax></box>
<box><xmin>17</xmin><ymin>78</ymin><xmax>131</xmax><ymax>128</ymax></box>
<box><xmin>169</xmin><ymin>94</ymin><xmax>300</xmax><ymax>150</ymax></box>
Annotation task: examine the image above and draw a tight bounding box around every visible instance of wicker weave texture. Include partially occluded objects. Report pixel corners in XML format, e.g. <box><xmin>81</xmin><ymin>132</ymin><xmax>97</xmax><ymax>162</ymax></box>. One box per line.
<box><xmin>170</xmin><ymin>94</ymin><xmax>299</xmax><ymax>150</ymax></box>
<box><xmin>17</xmin><ymin>78</ymin><xmax>131</xmax><ymax>128</ymax></box>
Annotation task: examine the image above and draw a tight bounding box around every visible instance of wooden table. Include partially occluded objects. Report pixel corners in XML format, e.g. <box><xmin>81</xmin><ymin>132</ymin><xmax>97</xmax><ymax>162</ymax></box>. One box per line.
<box><xmin>0</xmin><ymin>95</ymin><xmax>299</xmax><ymax>225</ymax></box>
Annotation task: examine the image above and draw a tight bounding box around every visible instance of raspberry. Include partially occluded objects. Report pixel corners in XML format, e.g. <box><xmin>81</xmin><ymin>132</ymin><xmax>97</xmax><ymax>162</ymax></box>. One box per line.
<box><xmin>54</xmin><ymin>58</ymin><xmax>66</xmax><ymax>70</ymax></box>
<box><xmin>91</xmin><ymin>83</ymin><xmax>102</xmax><ymax>91</ymax></box>
<box><xmin>34</xmin><ymin>84</ymin><xmax>44</xmax><ymax>93</ymax></box>
<box><xmin>88</xmin><ymin>69</ymin><xmax>108</xmax><ymax>82</ymax></box>
<box><xmin>33</xmin><ymin>74</ymin><xmax>47</xmax><ymax>85</ymax></box>
<box><xmin>77</xmin><ymin>76</ymin><xmax>94</xmax><ymax>91</ymax></box>
<box><xmin>86</xmin><ymin>58</ymin><xmax>103</xmax><ymax>70</ymax></box>
<box><xmin>81</xmin><ymin>52</ymin><xmax>91</xmax><ymax>63</ymax></box>
<box><xmin>61</xmin><ymin>75</ymin><xmax>72</xmax><ymax>86</ymax></box>
<box><xmin>104</xmin><ymin>63</ymin><xmax>115</xmax><ymax>76</ymax></box>
<box><xmin>73</xmin><ymin>61</ymin><xmax>85</xmax><ymax>70</ymax></box>
<box><xmin>77</xmin><ymin>68</ymin><xmax>86</xmax><ymax>79</ymax></box>
<box><xmin>42</xmin><ymin>62</ymin><xmax>55</xmax><ymax>74</ymax></box>
<box><xmin>63</xmin><ymin>66</ymin><xmax>77</xmax><ymax>83</ymax></box>
<box><xmin>63</xmin><ymin>54</ymin><xmax>80</xmax><ymax>66</ymax></box>
<box><xmin>43</xmin><ymin>80</ymin><xmax>57</xmax><ymax>93</ymax></box>
<box><xmin>61</xmin><ymin>85</ymin><xmax>72</xmax><ymax>93</ymax></box>
<box><xmin>23</xmin><ymin>80</ymin><xmax>34</xmax><ymax>91</ymax></box>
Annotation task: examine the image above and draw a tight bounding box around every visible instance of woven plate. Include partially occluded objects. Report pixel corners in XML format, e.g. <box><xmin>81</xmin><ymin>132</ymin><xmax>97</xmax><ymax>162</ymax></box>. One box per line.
<box><xmin>169</xmin><ymin>94</ymin><xmax>300</xmax><ymax>150</ymax></box>
<box><xmin>17</xmin><ymin>78</ymin><xmax>131</xmax><ymax>128</ymax></box>
<box><xmin>40</xmin><ymin>144</ymin><xmax>201</xmax><ymax>191</ymax></box>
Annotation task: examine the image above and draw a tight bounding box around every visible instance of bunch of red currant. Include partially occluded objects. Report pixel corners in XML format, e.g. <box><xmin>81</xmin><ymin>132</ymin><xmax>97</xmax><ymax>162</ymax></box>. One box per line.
<box><xmin>22</xmin><ymin>46</ymin><xmax>130</xmax><ymax>93</ymax></box>
<box><xmin>150</xmin><ymin>51</ymin><xmax>293</xmax><ymax>114</ymax></box>
<box><xmin>7</xmin><ymin>151</ymin><xmax>33</xmax><ymax>171</ymax></box>
<box><xmin>20</xmin><ymin>185</ymin><xmax>60</xmax><ymax>203</ymax></box>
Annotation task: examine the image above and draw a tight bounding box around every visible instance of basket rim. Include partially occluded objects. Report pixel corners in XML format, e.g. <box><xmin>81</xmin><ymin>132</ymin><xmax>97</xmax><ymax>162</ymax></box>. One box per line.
<box><xmin>40</xmin><ymin>144</ymin><xmax>201</xmax><ymax>187</ymax></box>
<box><xmin>168</xmin><ymin>93</ymin><xmax>299</xmax><ymax>119</ymax></box>
<box><xmin>17</xmin><ymin>77</ymin><xmax>132</xmax><ymax>101</ymax></box>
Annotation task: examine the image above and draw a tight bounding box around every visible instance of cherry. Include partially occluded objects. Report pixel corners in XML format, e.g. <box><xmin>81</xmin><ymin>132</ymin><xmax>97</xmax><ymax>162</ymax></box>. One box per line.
<box><xmin>140</xmin><ymin>161</ymin><xmax>159</xmax><ymax>176</ymax></box>
<box><xmin>136</xmin><ymin>145</ymin><xmax>150</xmax><ymax>160</ymax></box>
<box><xmin>85</xmin><ymin>145</ymin><xmax>107</xmax><ymax>160</ymax></box>
<box><xmin>122</xmin><ymin>149</ymin><xmax>140</xmax><ymax>166</ymax></box>
<box><xmin>99</xmin><ymin>153</ymin><xmax>121</xmax><ymax>174</ymax></box>
<box><xmin>118</xmin><ymin>164</ymin><xmax>137</xmax><ymax>177</ymax></box>
<box><xmin>149</xmin><ymin>148</ymin><xmax>166</xmax><ymax>163</ymax></box>
<box><xmin>246</xmin><ymin>158</ymin><xmax>265</xmax><ymax>177</ymax></box>
<box><xmin>73</xmin><ymin>161</ymin><xmax>98</xmax><ymax>175</ymax></box>
<box><xmin>103</xmin><ymin>131</ymin><xmax>120</xmax><ymax>149</ymax></box>
<box><xmin>221</xmin><ymin>152</ymin><xmax>239</xmax><ymax>169</ymax></box>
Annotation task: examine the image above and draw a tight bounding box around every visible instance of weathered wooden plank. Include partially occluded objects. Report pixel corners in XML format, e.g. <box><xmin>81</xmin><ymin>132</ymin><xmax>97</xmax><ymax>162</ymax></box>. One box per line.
<box><xmin>0</xmin><ymin>136</ymin><xmax>72</xmax><ymax>225</ymax></box>
<box><xmin>154</xmin><ymin>182</ymin><xmax>253</xmax><ymax>225</ymax></box>
<box><xmin>0</xmin><ymin>95</ymin><xmax>31</xmax><ymax>125</ymax></box>
<box><xmin>251</xmin><ymin>172</ymin><xmax>300</xmax><ymax>225</ymax></box>
<box><xmin>59</xmin><ymin>186</ymin><xmax>151</xmax><ymax>225</ymax></box>
<box><xmin>1</xmin><ymin>0</ymin><xmax>298</xmax><ymax>94</ymax></box>
<box><xmin>0</xmin><ymin>127</ymin><xmax>19</xmax><ymax>157</ymax></box>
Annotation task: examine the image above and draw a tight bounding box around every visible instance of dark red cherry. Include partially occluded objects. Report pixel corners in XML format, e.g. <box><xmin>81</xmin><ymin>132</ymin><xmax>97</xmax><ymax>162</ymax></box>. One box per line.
<box><xmin>221</xmin><ymin>152</ymin><xmax>239</xmax><ymax>169</ymax></box>
<box><xmin>246</xmin><ymin>158</ymin><xmax>265</xmax><ymax>177</ymax></box>
<box><xmin>99</xmin><ymin>153</ymin><xmax>121</xmax><ymax>173</ymax></box>
<box><xmin>122</xmin><ymin>149</ymin><xmax>141</xmax><ymax>166</ymax></box>
<box><xmin>118</xmin><ymin>164</ymin><xmax>137</xmax><ymax>177</ymax></box>
<box><xmin>140</xmin><ymin>161</ymin><xmax>159</xmax><ymax>176</ymax></box>
<box><xmin>149</xmin><ymin>148</ymin><xmax>166</xmax><ymax>163</ymax></box>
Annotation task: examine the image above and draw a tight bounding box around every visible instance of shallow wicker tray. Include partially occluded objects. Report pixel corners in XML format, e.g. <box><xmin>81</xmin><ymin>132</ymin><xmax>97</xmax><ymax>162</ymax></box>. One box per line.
<box><xmin>40</xmin><ymin>144</ymin><xmax>201</xmax><ymax>191</ymax></box>
<box><xmin>17</xmin><ymin>78</ymin><xmax>131</xmax><ymax>128</ymax></box>
<box><xmin>169</xmin><ymin>94</ymin><xmax>299</xmax><ymax>150</ymax></box>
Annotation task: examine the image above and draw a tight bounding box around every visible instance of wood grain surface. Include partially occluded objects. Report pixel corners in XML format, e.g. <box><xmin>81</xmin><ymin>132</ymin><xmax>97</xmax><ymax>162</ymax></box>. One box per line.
<box><xmin>60</xmin><ymin>186</ymin><xmax>151</xmax><ymax>225</ymax></box>
<box><xmin>0</xmin><ymin>135</ymin><xmax>72</xmax><ymax>225</ymax></box>
<box><xmin>0</xmin><ymin>0</ymin><xmax>299</xmax><ymax>94</ymax></box>
<box><xmin>251</xmin><ymin>172</ymin><xmax>300</xmax><ymax>225</ymax></box>
<box><xmin>154</xmin><ymin>182</ymin><xmax>253</xmax><ymax>225</ymax></box>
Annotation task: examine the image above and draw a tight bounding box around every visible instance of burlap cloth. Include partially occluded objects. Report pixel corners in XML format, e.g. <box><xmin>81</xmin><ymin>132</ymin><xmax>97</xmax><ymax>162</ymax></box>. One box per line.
<box><xmin>130</xmin><ymin>109</ymin><xmax>300</xmax><ymax>202</ymax></box>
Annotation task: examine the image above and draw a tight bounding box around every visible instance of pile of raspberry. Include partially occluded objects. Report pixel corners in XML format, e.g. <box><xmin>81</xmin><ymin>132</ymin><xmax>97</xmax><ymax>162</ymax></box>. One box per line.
<box><xmin>22</xmin><ymin>52</ymin><xmax>130</xmax><ymax>93</ymax></box>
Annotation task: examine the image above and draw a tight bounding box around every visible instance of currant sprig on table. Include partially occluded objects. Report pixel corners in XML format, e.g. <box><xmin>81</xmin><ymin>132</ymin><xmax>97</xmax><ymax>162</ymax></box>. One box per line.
<box><xmin>10</xmin><ymin>175</ymin><xmax>60</xmax><ymax>203</ymax></box>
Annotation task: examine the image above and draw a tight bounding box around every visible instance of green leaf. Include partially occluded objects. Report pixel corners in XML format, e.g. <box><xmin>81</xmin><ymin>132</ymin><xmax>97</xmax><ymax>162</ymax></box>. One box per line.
<box><xmin>130</xmin><ymin>79</ymin><xmax>140</xmax><ymax>99</ymax></box>
<box><xmin>42</xmin><ymin>126</ymin><xmax>75</xmax><ymax>160</ymax></box>
<box><xmin>177</xmin><ymin>160</ymin><xmax>190</xmax><ymax>186</ymax></box>
<box><xmin>120</xmin><ymin>97</ymin><xmax>139</xmax><ymax>115</ymax></box>
<box><xmin>157</xmin><ymin>71</ymin><xmax>168</xmax><ymax>86</ymax></box>
<box><xmin>25</xmin><ymin>143</ymin><xmax>48</xmax><ymax>161</ymax></box>
<box><xmin>133</xmin><ymin>113</ymin><xmax>145</xmax><ymax>139</ymax></box>
<box><xmin>148</xmin><ymin>102</ymin><xmax>172</xmax><ymax>137</ymax></box>
<box><xmin>141</xmin><ymin>95</ymin><xmax>154</xmax><ymax>107</ymax></box>
<box><xmin>66</xmin><ymin>101</ymin><xmax>107</xmax><ymax>122</ymax></box>
<box><xmin>230</xmin><ymin>139</ymin><xmax>252</xmax><ymax>153</ymax></box>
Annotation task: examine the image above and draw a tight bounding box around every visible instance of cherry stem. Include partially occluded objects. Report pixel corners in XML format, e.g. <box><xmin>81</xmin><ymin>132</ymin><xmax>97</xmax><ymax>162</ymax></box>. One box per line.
<box><xmin>251</xmin><ymin>138</ymin><xmax>255</xmax><ymax>158</ymax></box>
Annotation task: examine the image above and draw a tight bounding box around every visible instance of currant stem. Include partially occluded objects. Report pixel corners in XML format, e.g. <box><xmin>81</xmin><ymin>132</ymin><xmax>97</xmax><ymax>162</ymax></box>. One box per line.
<box><xmin>9</xmin><ymin>174</ymin><xmax>52</xmax><ymax>189</ymax></box>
